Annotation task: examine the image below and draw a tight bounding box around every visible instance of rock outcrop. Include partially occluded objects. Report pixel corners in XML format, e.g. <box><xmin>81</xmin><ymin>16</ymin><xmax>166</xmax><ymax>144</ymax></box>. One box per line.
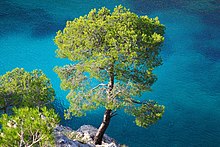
<box><xmin>54</xmin><ymin>125</ymin><xmax>119</xmax><ymax>147</ymax></box>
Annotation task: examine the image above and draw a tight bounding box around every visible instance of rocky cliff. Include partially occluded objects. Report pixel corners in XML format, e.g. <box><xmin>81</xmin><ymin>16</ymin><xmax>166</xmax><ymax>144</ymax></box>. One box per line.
<box><xmin>54</xmin><ymin>125</ymin><xmax>121</xmax><ymax>147</ymax></box>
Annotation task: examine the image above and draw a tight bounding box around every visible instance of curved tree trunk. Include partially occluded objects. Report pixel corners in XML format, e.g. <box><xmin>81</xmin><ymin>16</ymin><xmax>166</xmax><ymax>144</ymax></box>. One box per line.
<box><xmin>94</xmin><ymin>109</ymin><xmax>112</xmax><ymax>145</ymax></box>
<box><xmin>94</xmin><ymin>64</ymin><xmax>114</xmax><ymax>145</ymax></box>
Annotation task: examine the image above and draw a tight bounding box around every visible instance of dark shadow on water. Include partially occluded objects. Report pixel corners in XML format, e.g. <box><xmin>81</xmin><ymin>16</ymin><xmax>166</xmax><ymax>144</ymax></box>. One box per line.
<box><xmin>128</xmin><ymin>0</ymin><xmax>185</xmax><ymax>14</ymax></box>
<box><xmin>0</xmin><ymin>0</ymin><xmax>65</xmax><ymax>38</ymax></box>
<box><xmin>0</xmin><ymin>1</ymin><xmax>27</xmax><ymax>36</ymax></box>
<box><xmin>30</xmin><ymin>17</ymin><xmax>65</xmax><ymax>38</ymax></box>
<box><xmin>193</xmin><ymin>26</ymin><xmax>220</xmax><ymax>62</ymax></box>
<box><xmin>129</xmin><ymin>0</ymin><xmax>220</xmax><ymax>17</ymax></box>
<box><xmin>200</xmin><ymin>9</ymin><xmax>220</xmax><ymax>27</ymax></box>
<box><xmin>196</xmin><ymin>45</ymin><xmax>220</xmax><ymax>62</ymax></box>
<box><xmin>27</xmin><ymin>8</ymin><xmax>66</xmax><ymax>38</ymax></box>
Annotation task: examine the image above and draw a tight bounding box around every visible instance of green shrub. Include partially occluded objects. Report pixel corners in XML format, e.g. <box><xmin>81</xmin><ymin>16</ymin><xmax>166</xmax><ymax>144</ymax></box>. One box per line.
<box><xmin>0</xmin><ymin>107</ymin><xmax>60</xmax><ymax>147</ymax></box>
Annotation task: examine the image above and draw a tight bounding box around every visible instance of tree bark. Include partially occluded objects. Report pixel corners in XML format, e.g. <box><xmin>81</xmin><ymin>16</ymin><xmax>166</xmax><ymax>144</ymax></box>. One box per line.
<box><xmin>94</xmin><ymin>64</ymin><xmax>114</xmax><ymax>145</ymax></box>
<box><xmin>94</xmin><ymin>109</ymin><xmax>112</xmax><ymax>145</ymax></box>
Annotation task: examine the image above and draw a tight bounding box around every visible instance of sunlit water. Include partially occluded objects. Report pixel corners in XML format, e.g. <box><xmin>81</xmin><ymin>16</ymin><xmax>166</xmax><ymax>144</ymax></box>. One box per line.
<box><xmin>0</xmin><ymin>0</ymin><xmax>220</xmax><ymax>146</ymax></box>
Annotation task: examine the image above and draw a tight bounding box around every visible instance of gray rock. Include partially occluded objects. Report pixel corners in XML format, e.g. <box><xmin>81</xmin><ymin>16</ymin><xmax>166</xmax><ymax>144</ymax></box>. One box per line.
<box><xmin>77</xmin><ymin>125</ymin><xmax>116</xmax><ymax>144</ymax></box>
<box><xmin>54</xmin><ymin>125</ymin><xmax>92</xmax><ymax>147</ymax></box>
<box><xmin>54</xmin><ymin>125</ymin><xmax>119</xmax><ymax>147</ymax></box>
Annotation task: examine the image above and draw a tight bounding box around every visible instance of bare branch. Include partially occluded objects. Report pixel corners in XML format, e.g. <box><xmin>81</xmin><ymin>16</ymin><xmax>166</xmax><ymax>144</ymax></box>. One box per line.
<box><xmin>110</xmin><ymin>110</ymin><xmax>117</xmax><ymax>118</ymax></box>
<box><xmin>127</xmin><ymin>99</ymin><xmax>156</xmax><ymax>109</ymax></box>
<box><xmin>91</xmin><ymin>83</ymin><xmax>108</xmax><ymax>90</ymax></box>
<box><xmin>18</xmin><ymin>120</ymin><xmax>25</xmax><ymax>147</ymax></box>
<box><xmin>28</xmin><ymin>134</ymin><xmax>45</xmax><ymax>147</ymax></box>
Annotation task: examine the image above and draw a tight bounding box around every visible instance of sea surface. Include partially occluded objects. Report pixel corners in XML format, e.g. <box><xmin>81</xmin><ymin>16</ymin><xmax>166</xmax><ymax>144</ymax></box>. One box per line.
<box><xmin>0</xmin><ymin>0</ymin><xmax>220</xmax><ymax>146</ymax></box>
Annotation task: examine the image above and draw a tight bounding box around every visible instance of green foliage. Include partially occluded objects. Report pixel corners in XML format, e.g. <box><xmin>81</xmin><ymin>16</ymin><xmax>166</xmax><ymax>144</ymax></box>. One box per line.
<box><xmin>0</xmin><ymin>68</ymin><xmax>55</xmax><ymax>113</ymax></box>
<box><xmin>0</xmin><ymin>107</ymin><xmax>59</xmax><ymax>146</ymax></box>
<box><xmin>54</xmin><ymin>5</ymin><xmax>165</xmax><ymax>127</ymax></box>
<box><xmin>125</xmin><ymin>100</ymin><xmax>165</xmax><ymax>128</ymax></box>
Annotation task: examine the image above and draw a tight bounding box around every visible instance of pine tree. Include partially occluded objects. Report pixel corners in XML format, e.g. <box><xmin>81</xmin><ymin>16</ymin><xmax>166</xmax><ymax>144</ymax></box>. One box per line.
<box><xmin>54</xmin><ymin>5</ymin><xmax>165</xmax><ymax>144</ymax></box>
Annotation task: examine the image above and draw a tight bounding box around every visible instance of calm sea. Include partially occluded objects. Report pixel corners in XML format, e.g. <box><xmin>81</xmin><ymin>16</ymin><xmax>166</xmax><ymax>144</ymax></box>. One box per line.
<box><xmin>0</xmin><ymin>0</ymin><xmax>220</xmax><ymax>146</ymax></box>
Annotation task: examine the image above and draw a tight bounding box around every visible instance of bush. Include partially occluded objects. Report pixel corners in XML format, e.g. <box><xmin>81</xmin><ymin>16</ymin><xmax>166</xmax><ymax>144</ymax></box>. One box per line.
<box><xmin>0</xmin><ymin>107</ymin><xmax>60</xmax><ymax>146</ymax></box>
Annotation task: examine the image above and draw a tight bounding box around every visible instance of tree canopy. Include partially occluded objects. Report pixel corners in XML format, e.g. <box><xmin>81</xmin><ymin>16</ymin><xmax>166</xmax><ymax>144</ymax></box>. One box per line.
<box><xmin>54</xmin><ymin>5</ymin><xmax>165</xmax><ymax>144</ymax></box>
<box><xmin>0</xmin><ymin>107</ymin><xmax>59</xmax><ymax>146</ymax></box>
<box><xmin>0</xmin><ymin>68</ymin><xmax>55</xmax><ymax>113</ymax></box>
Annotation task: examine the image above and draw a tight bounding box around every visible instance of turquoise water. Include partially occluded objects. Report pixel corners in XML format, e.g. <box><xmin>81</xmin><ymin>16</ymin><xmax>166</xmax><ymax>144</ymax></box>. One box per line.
<box><xmin>0</xmin><ymin>0</ymin><xmax>220</xmax><ymax>146</ymax></box>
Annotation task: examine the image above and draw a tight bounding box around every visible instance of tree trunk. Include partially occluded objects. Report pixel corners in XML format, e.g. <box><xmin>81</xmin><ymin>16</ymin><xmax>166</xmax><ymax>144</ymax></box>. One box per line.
<box><xmin>94</xmin><ymin>109</ymin><xmax>112</xmax><ymax>145</ymax></box>
<box><xmin>94</xmin><ymin>64</ymin><xmax>114</xmax><ymax>145</ymax></box>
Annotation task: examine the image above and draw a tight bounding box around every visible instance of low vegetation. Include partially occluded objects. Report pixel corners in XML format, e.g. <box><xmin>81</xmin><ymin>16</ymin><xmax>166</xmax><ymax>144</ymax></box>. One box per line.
<box><xmin>0</xmin><ymin>68</ymin><xmax>55</xmax><ymax>114</ymax></box>
<box><xmin>0</xmin><ymin>107</ymin><xmax>59</xmax><ymax>146</ymax></box>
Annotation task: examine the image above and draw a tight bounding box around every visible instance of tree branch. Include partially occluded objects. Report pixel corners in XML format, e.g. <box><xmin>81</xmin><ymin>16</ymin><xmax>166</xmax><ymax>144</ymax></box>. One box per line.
<box><xmin>128</xmin><ymin>99</ymin><xmax>156</xmax><ymax>107</ymax></box>
<box><xmin>18</xmin><ymin>120</ymin><xmax>25</xmax><ymax>147</ymax></box>
<box><xmin>28</xmin><ymin>134</ymin><xmax>45</xmax><ymax>147</ymax></box>
<box><xmin>110</xmin><ymin>110</ymin><xmax>117</xmax><ymax>118</ymax></box>
<box><xmin>91</xmin><ymin>83</ymin><xmax>108</xmax><ymax>90</ymax></box>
